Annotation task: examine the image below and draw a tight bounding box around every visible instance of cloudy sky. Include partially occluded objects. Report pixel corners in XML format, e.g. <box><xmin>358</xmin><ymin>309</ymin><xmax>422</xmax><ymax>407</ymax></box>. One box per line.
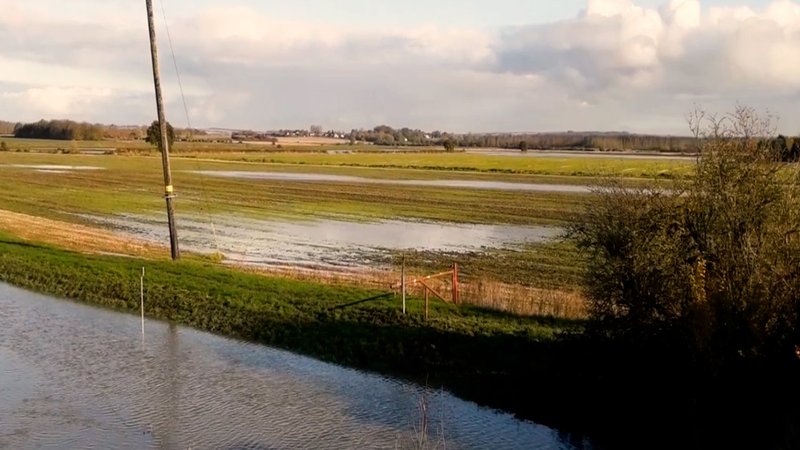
<box><xmin>1</xmin><ymin>0</ymin><xmax>798</xmax><ymax>134</ymax></box>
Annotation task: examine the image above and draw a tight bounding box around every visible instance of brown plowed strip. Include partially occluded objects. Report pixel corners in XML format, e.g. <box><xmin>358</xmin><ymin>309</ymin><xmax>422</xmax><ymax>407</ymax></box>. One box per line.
<box><xmin>0</xmin><ymin>209</ymin><xmax>164</xmax><ymax>258</ymax></box>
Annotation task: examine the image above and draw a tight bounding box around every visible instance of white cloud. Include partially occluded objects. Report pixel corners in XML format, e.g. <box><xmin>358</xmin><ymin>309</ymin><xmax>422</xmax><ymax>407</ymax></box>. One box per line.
<box><xmin>2</xmin><ymin>86</ymin><xmax>115</xmax><ymax>120</ymax></box>
<box><xmin>0</xmin><ymin>1</ymin><xmax>799</xmax><ymax>133</ymax></box>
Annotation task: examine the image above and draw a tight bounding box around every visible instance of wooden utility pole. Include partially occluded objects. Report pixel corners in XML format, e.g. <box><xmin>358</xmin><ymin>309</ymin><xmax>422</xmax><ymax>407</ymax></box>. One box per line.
<box><xmin>145</xmin><ymin>0</ymin><xmax>180</xmax><ymax>260</ymax></box>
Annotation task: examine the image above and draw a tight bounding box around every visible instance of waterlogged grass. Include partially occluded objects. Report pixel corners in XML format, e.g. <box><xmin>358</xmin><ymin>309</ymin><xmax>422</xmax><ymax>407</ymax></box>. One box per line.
<box><xmin>0</xmin><ymin>232</ymin><xmax>577</xmax><ymax>376</ymax></box>
<box><xmin>196</xmin><ymin>151</ymin><xmax>695</xmax><ymax>178</ymax></box>
<box><xmin>0</xmin><ymin>152</ymin><xmax>593</xmax><ymax>225</ymax></box>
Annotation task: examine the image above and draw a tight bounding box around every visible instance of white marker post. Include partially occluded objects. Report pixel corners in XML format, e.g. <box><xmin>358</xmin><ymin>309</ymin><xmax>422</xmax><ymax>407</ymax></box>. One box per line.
<box><xmin>140</xmin><ymin>267</ymin><xmax>146</xmax><ymax>335</ymax></box>
<box><xmin>401</xmin><ymin>255</ymin><xmax>406</xmax><ymax>315</ymax></box>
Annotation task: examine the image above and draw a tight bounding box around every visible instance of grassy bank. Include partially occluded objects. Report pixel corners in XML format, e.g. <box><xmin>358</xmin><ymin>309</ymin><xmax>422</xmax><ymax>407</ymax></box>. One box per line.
<box><xmin>0</xmin><ymin>232</ymin><xmax>575</xmax><ymax>374</ymax></box>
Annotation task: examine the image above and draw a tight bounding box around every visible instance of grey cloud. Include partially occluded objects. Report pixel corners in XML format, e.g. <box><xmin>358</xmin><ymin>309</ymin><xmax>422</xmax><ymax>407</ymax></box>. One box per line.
<box><xmin>1</xmin><ymin>1</ymin><xmax>800</xmax><ymax>134</ymax></box>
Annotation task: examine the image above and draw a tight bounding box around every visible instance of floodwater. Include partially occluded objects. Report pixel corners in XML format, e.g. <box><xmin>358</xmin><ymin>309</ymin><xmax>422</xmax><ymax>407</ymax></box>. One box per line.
<box><xmin>189</xmin><ymin>170</ymin><xmax>594</xmax><ymax>193</ymax></box>
<box><xmin>0</xmin><ymin>282</ymin><xmax>585</xmax><ymax>449</ymax></box>
<box><xmin>82</xmin><ymin>214</ymin><xmax>560</xmax><ymax>271</ymax></box>
<box><xmin>1</xmin><ymin>164</ymin><xmax>103</xmax><ymax>172</ymax></box>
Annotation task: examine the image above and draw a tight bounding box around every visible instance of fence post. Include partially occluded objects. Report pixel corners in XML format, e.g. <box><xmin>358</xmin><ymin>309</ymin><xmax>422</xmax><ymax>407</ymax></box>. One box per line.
<box><xmin>140</xmin><ymin>267</ymin><xmax>145</xmax><ymax>335</ymax></box>
<box><xmin>425</xmin><ymin>288</ymin><xmax>429</xmax><ymax>321</ymax></box>
<box><xmin>401</xmin><ymin>255</ymin><xmax>406</xmax><ymax>315</ymax></box>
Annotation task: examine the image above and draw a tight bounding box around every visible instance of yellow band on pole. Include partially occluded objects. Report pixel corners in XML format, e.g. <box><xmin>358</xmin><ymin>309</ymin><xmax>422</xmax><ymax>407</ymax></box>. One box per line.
<box><xmin>165</xmin><ymin>185</ymin><xmax>174</xmax><ymax>194</ymax></box>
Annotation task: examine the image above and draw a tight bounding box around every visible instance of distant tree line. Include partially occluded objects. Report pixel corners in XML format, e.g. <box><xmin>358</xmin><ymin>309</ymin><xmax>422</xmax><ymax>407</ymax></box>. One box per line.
<box><xmin>13</xmin><ymin>120</ymin><xmax>105</xmax><ymax>140</ymax></box>
<box><xmin>349</xmin><ymin>126</ymin><xmax>434</xmax><ymax>146</ymax></box>
<box><xmin>345</xmin><ymin>125</ymin><xmax>707</xmax><ymax>152</ymax></box>
<box><xmin>231</xmin><ymin>130</ymin><xmax>278</xmax><ymax>142</ymax></box>
<box><xmin>10</xmin><ymin>119</ymin><xmax>219</xmax><ymax>143</ymax></box>
<box><xmin>763</xmin><ymin>134</ymin><xmax>800</xmax><ymax>162</ymax></box>
<box><xmin>449</xmin><ymin>132</ymin><xmax>700</xmax><ymax>152</ymax></box>
<box><xmin>0</xmin><ymin>120</ymin><xmax>17</xmax><ymax>135</ymax></box>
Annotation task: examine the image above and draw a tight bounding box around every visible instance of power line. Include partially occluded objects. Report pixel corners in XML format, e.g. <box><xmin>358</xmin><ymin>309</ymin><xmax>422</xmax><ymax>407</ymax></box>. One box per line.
<box><xmin>157</xmin><ymin>0</ymin><xmax>221</xmax><ymax>257</ymax></box>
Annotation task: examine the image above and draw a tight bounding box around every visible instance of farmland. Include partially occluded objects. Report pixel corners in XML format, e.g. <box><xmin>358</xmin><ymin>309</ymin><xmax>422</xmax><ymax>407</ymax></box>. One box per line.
<box><xmin>0</xmin><ymin>144</ymin><xmax>689</xmax><ymax>318</ymax></box>
<box><xmin>6</xmin><ymin>139</ymin><xmax>790</xmax><ymax>448</ymax></box>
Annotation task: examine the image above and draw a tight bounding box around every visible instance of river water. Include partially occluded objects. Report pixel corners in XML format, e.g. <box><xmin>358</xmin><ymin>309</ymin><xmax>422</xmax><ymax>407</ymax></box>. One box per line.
<box><xmin>0</xmin><ymin>283</ymin><xmax>586</xmax><ymax>449</ymax></box>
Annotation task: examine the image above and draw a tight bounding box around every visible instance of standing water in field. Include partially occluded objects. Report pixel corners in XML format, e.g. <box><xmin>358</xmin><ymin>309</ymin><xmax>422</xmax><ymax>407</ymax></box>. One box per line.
<box><xmin>81</xmin><ymin>214</ymin><xmax>560</xmax><ymax>270</ymax></box>
<box><xmin>0</xmin><ymin>283</ymin><xmax>588</xmax><ymax>449</ymax></box>
<box><xmin>188</xmin><ymin>170</ymin><xmax>595</xmax><ymax>193</ymax></box>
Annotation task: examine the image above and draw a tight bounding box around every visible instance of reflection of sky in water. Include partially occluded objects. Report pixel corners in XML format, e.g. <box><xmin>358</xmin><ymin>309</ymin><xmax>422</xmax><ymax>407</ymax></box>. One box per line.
<box><xmin>0</xmin><ymin>283</ymin><xmax>584</xmax><ymax>450</ymax></box>
<box><xmin>2</xmin><ymin>164</ymin><xmax>103</xmax><ymax>170</ymax></box>
<box><xmin>189</xmin><ymin>170</ymin><xmax>593</xmax><ymax>193</ymax></box>
<box><xmin>81</xmin><ymin>214</ymin><xmax>560</xmax><ymax>271</ymax></box>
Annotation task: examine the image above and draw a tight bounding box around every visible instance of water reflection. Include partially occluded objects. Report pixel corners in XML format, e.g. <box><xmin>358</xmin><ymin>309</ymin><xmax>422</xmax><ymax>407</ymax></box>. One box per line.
<box><xmin>0</xmin><ymin>283</ymin><xmax>584</xmax><ymax>449</ymax></box>
<box><xmin>81</xmin><ymin>214</ymin><xmax>559</xmax><ymax>271</ymax></box>
<box><xmin>188</xmin><ymin>170</ymin><xmax>594</xmax><ymax>193</ymax></box>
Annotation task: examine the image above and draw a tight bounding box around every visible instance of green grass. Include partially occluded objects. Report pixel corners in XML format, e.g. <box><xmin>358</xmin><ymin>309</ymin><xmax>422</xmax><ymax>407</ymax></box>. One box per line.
<box><xmin>0</xmin><ymin>136</ymin><xmax>431</xmax><ymax>154</ymax></box>
<box><xmin>0</xmin><ymin>152</ymin><xmax>597</xmax><ymax>225</ymax></box>
<box><xmin>391</xmin><ymin>241</ymin><xmax>586</xmax><ymax>290</ymax></box>
<box><xmin>0</xmin><ymin>231</ymin><xmax>577</xmax><ymax>376</ymax></box>
<box><xmin>195</xmin><ymin>151</ymin><xmax>694</xmax><ymax>178</ymax></box>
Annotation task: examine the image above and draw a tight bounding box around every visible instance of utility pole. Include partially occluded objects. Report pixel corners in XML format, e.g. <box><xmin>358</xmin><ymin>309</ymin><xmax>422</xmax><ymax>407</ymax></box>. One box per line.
<box><xmin>145</xmin><ymin>0</ymin><xmax>180</xmax><ymax>260</ymax></box>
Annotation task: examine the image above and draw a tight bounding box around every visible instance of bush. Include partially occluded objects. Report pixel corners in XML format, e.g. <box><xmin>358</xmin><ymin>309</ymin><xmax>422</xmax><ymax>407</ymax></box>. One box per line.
<box><xmin>568</xmin><ymin>106</ymin><xmax>800</xmax><ymax>370</ymax></box>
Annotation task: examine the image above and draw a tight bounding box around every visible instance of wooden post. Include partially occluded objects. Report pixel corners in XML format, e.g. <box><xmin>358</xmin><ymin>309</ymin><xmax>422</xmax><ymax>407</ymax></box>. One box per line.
<box><xmin>401</xmin><ymin>255</ymin><xmax>406</xmax><ymax>315</ymax></box>
<box><xmin>145</xmin><ymin>0</ymin><xmax>180</xmax><ymax>260</ymax></box>
<box><xmin>425</xmin><ymin>288</ymin><xmax>429</xmax><ymax>321</ymax></box>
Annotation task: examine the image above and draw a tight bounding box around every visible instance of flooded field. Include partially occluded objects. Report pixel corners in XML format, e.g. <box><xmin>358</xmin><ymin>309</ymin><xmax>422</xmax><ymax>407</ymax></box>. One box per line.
<box><xmin>82</xmin><ymin>214</ymin><xmax>560</xmax><ymax>271</ymax></box>
<box><xmin>1</xmin><ymin>164</ymin><xmax>103</xmax><ymax>173</ymax></box>
<box><xmin>189</xmin><ymin>170</ymin><xmax>594</xmax><ymax>193</ymax></box>
<box><xmin>0</xmin><ymin>282</ymin><xmax>585</xmax><ymax>449</ymax></box>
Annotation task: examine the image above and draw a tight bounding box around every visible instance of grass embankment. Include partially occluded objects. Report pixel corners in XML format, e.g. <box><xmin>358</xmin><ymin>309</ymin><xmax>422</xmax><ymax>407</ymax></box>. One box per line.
<box><xmin>0</xmin><ymin>232</ymin><xmax>576</xmax><ymax>377</ymax></box>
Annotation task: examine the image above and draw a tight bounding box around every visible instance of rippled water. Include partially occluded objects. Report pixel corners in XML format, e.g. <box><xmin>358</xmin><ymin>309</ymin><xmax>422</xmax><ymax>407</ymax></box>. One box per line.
<box><xmin>188</xmin><ymin>171</ymin><xmax>594</xmax><ymax>193</ymax></box>
<box><xmin>0</xmin><ymin>283</ymin><xmax>584</xmax><ymax>449</ymax></box>
<box><xmin>82</xmin><ymin>214</ymin><xmax>560</xmax><ymax>271</ymax></box>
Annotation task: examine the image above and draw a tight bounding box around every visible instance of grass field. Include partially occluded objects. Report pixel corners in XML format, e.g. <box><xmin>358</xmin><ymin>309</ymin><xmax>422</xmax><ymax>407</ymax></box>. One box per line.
<box><xmin>0</xmin><ymin>152</ymin><xmax>599</xmax><ymax>225</ymax></box>
<box><xmin>0</xmin><ymin>136</ymin><xmax>439</xmax><ymax>154</ymax></box>
<box><xmin>0</xmin><ymin>136</ymin><xmax>694</xmax><ymax>178</ymax></box>
<box><xmin>0</xmin><ymin>146</ymin><xmax>683</xmax><ymax>318</ymax></box>
<box><xmin>185</xmin><ymin>151</ymin><xmax>694</xmax><ymax>178</ymax></box>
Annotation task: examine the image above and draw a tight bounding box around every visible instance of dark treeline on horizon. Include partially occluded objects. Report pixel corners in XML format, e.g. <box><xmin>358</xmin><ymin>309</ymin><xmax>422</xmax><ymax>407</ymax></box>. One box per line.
<box><xmin>13</xmin><ymin>120</ymin><xmax>106</xmax><ymax>141</ymax></box>
<box><xmin>350</xmin><ymin>125</ymin><xmax>701</xmax><ymax>152</ymax></box>
<box><xmin>6</xmin><ymin>119</ymin><xmax>213</xmax><ymax>142</ymax></box>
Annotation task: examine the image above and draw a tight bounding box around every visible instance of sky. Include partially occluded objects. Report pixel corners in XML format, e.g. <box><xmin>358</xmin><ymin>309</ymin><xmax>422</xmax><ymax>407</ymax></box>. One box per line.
<box><xmin>1</xmin><ymin>0</ymin><xmax>797</xmax><ymax>134</ymax></box>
